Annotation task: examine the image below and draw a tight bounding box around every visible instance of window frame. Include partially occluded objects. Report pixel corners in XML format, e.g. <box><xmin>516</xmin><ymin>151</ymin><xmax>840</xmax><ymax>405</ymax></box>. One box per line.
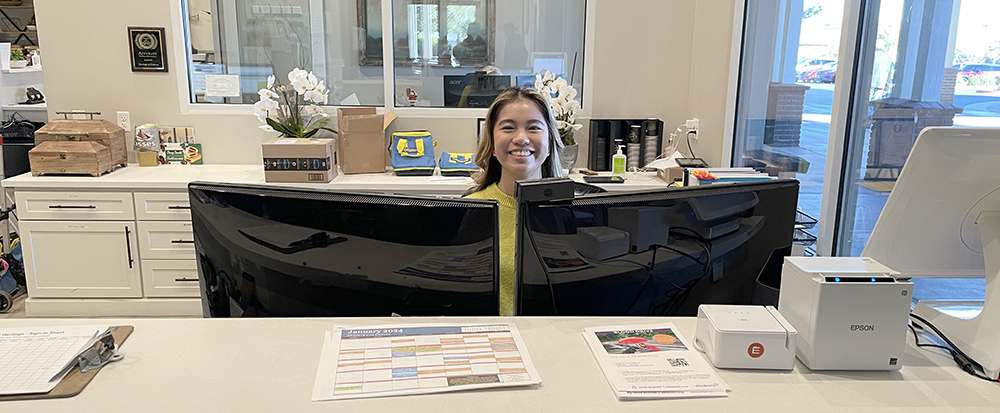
<box><xmin>170</xmin><ymin>0</ymin><xmax>593</xmax><ymax>119</ymax></box>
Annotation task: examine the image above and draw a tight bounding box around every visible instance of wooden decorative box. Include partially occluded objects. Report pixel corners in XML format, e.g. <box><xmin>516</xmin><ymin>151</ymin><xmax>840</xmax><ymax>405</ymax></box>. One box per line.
<box><xmin>33</xmin><ymin>119</ymin><xmax>128</xmax><ymax>169</ymax></box>
<box><xmin>28</xmin><ymin>141</ymin><xmax>116</xmax><ymax>177</ymax></box>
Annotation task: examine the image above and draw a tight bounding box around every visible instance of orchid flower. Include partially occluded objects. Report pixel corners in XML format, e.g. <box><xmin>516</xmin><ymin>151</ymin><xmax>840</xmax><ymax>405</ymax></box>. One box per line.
<box><xmin>534</xmin><ymin>70</ymin><xmax>583</xmax><ymax>146</ymax></box>
<box><xmin>254</xmin><ymin>68</ymin><xmax>337</xmax><ymax>139</ymax></box>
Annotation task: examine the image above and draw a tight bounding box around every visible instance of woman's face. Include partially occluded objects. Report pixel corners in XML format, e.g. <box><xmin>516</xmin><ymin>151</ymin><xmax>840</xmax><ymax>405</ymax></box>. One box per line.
<box><xmin>492</xmin><ymin>99</ymin><xmax>550</xmax><ymax>181</ymax></box>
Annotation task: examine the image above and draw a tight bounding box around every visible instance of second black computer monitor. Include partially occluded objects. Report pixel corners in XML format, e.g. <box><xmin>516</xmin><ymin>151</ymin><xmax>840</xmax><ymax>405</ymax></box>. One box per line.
<box><xmin>515</xmin><ymin>179</ymin><xmax>800</xmax><ymax>316</ymax></box>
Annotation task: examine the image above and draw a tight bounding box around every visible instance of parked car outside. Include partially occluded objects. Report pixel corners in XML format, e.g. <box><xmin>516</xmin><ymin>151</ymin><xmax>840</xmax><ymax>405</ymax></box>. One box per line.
<box><xmin>797</xmin><ymin>58</ymin><xmax>836</xmax><ymax>81</ymax></box>
<box><xmin>958</xmin><ymin>64</ymin><xmax>1000</xmax><ymax>82</ymax></box>
<box><xmin>814</xmin><ymin>64</ymin><xmax>837</xmax><ymax>83</ymax></box>
<box><xmin>801</xmin><ymin>62</ymin><xmax>837</xmax><ymax>83</ymax></box>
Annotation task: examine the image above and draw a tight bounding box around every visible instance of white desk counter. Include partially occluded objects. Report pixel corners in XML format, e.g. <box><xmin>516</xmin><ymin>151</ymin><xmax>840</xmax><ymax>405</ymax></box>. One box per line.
<box><xmin>0</xmin><ymin>164</ymin><xmax>670</xmax><ymax>194</ymax></box>
<box><xmin>2</xmin><ymin>317</ymin><xmax>995</xmax><ymax>412</ymax></box>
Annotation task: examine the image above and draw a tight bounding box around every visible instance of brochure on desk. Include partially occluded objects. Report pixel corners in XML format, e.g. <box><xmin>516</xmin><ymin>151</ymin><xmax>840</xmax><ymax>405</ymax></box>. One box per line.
<box><xmin>312</xmin><ymin>323</ymin><xmax>541</xmax><ymax>401</ymax></box>
<box><xmin>582</xmin><ymin>324</ymin><xmax>729</xmax><ymax>399</ymax></box>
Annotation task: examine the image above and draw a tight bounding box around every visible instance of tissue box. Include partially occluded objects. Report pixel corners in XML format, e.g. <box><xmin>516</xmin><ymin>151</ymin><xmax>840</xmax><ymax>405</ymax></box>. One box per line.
<box><xmin>695</xmin><ymin>304</ymin><xmax>797</xmax><ymax>370</ymax></box>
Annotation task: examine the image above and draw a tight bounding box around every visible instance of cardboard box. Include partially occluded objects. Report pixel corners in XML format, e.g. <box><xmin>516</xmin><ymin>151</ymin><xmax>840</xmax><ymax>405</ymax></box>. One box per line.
<box><xmin>656</xmin><ymin>166</ymin><xmax>685</xmax><ymax>184</ymax></box>
<box><xmin>137</xmin><ymin>151</ymin><xmax>159</xmax><ymax>167</ymax></box>
<box><xmin>337</xmin><ymin>108</ymin><xmax>397</xmax><ymax>174</ymax></box>
<box><xmin>262</xmin><ymin>137</ymin><xmax>337</xmax><ymax>183</ymax></box>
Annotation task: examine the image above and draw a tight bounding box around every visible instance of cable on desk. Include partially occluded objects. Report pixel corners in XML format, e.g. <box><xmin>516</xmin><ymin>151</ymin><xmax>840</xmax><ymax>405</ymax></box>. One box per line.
<box><xmin>909</xmin><ymin>312</ymin><xmax>998</xmax><ymax>382</ymax></box>
<box><xmin>622</xmin><ymin>242</ymin><xmax>707</xmax><ymax>315</ymax></box>
<box><xmin>648</xmin><ymin>230</ymin><xmax>713</xmax><ymax>316</ymax></box>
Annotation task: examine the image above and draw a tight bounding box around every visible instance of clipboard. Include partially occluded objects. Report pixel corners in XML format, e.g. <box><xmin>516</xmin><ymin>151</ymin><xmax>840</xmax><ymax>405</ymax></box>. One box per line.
<box><xmin>0</xmin><ymin>325</ymin><xmax>133</xmax><ymax>401</ymax></box>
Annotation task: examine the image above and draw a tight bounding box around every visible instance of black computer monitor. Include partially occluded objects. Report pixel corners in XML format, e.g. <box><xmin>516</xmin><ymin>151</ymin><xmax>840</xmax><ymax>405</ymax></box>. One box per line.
<box><xmin>515</xmin><ymin>179</ymin><xmax>799</xmax><ymax>316</ymax></box>
<box><xmin>443</xmin><ymin>72</ymin><xmax>512</xmax><ymax>107</ymax></box>
<box><xmin>189</xmin><ymin>182</ymin><xmax>500</xmax><ymax>317</ymax></box>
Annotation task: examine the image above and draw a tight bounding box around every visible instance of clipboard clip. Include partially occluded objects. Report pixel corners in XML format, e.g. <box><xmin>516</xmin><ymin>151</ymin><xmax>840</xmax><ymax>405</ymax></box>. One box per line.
<box><xmin>76</xmin><ymin>329</ymin><xmax>124</xmax><ymax>373</ymax></box>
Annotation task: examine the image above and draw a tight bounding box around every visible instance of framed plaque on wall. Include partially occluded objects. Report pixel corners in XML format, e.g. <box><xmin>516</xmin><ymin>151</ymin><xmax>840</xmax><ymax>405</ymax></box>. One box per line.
<box><xmin>128</xmin><ymin>27</ymin><xmax>168</xmax><ymax>72</ymax></box>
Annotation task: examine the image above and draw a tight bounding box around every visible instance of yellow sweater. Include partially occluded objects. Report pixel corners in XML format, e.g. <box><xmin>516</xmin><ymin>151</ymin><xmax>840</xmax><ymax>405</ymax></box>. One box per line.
<box><xmin>465</xmin><ymin>183</ymin><xmax>516</xmax><ymax>316</ymax></box>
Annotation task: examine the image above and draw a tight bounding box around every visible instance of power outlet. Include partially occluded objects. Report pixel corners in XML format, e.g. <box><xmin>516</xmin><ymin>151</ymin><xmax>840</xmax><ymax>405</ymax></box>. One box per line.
<box><xmin>685</xmin><ymin>118</ymin><xmax>700</xmax><ymax>140</ymax></box>
<box><xmin>116</xmin><ymin>111</ymin><xmax>131</xmax><ymax>131</ymax></box>
<box><xmin>685</xmin><ymin>118</ymin><xmax>700</xmax><ymax>132</ymax></box>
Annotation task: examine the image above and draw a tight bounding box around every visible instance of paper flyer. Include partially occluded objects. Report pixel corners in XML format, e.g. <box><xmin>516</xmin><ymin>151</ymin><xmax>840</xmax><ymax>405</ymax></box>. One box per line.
<box><xmin>582</xmin><ymin>323</ymin><xmax>729</xmax><ymax>399</ymax></box>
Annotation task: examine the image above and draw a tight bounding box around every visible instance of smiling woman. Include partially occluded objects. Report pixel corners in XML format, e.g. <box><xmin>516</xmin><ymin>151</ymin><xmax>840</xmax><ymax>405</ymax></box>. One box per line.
<box><xmin>464</xmin><ymin>87</ymin><xmax>565</xmax><ymax>316</ymax></box>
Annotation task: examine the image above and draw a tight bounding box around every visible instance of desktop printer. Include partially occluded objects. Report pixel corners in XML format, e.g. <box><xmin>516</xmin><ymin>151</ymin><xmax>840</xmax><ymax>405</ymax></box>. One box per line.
<box><xmin>778</xmin><ymin>256</ymin><xmax>913</xmax><ymax>371</ymax></box>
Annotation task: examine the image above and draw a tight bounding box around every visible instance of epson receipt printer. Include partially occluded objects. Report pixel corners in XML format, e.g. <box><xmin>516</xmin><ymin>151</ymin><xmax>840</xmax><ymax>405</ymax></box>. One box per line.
<box><xmin>778</xmin><ymin>256</ymin><xmax>913</xmax><ymax>371</ymax></box>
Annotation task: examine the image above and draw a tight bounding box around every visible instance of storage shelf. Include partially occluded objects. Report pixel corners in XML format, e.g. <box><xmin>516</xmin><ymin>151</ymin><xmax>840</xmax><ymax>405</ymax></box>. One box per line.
<box><xmin>2</xmin><ymin>102</ymin><xmax>45</xmax><ymax>111</ymax></box>
<box><xmin>1</xmin><ymin>65</ymin><xmax>41</xmax><ymax>73</ymax></box>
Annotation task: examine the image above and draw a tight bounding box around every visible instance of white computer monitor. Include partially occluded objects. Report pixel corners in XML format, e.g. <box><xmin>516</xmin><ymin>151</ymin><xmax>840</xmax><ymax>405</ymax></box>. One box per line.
<box><xmin>862</xmin><ymin>126</ymin><xmax>1000</xmax><ymax>379</ymax></box>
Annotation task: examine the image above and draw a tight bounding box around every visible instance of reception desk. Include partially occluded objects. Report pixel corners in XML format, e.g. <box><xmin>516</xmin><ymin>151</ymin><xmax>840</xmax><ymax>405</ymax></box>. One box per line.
<box><xmin>0</xmin><ymin>165</ymin><xmax>669</xmax><ymax>317</ymax></box>
<box><xmin>3</xmin><ymin>317</ymin><xmax>996</xmax><ymax>411</ymax></box>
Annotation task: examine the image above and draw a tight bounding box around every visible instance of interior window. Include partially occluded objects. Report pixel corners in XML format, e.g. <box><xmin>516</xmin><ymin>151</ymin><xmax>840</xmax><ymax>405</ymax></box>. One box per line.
<box><xmin>182</xmin><ymin>0</ymin><xmax>587</xmax><ymax>109</ymax></box>
<box><xmin>183</xmin><ymin>0</ymin><xmax>385</xmax><ymax>105</ymax></box>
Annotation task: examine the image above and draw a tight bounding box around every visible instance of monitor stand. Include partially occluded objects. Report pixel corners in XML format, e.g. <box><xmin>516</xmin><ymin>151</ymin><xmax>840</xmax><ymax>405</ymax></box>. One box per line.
<box><xmin>913</xmin><ymin>212</ymin><xmax>1000</xmax><ymax>379</ymax></box>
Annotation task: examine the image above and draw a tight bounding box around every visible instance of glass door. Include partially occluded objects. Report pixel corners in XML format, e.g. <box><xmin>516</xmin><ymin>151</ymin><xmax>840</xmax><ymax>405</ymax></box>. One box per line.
<box><xmin>732</xmin><ymin>1</ymin><xmax>846</xmax><ymax>255</ymax></box>
<box><xmin>831</xmin><ymin>0</ymin><xmax>1000</xmax><ymax>300</ymax></box>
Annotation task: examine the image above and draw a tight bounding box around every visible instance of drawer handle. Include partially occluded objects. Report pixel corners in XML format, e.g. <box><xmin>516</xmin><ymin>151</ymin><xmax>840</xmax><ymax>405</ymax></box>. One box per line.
<box><xmin>167</xmin><ymin>205</ymin><xmax>191</xmax><ymax>210</ymax></box>
<box><xmin>171</xmin><ymin>240</ymin><xmax>195</xmax><ymax>244</ymax></box>
<box><xmin>49</xmin><ymin>205</ymin><xmax>97</xmax><ymax>209</ymax></box>
<box><xmin>175</xmin><ymin>278</ymin><xmax>199</xmax><ymax>282</ymax></box>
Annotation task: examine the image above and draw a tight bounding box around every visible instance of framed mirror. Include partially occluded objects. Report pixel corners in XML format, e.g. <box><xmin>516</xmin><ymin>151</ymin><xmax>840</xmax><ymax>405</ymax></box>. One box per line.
<box><xmin>358</xmin><ymin>0</ymin><xmax>495</xmax><ymax>67</ymax></box>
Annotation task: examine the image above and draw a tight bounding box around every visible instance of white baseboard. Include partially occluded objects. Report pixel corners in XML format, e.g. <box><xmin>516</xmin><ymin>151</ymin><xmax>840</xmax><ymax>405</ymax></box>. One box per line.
<box><xmin>25</xmin><ymin>297</ymin><xmax>202</xmax><ymax>317</ymax></box>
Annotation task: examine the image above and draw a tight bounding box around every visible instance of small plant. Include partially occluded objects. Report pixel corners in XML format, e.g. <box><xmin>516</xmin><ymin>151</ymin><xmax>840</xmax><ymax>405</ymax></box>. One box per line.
<box><xmin>966</xmin><ymin>75</ymin><xmax>996</xmax><ymax>88</ymax></box>
<box><xmin>9</xmin><ymin>49</ymin><xmax>24</xmax><ymax>61</ymax></box>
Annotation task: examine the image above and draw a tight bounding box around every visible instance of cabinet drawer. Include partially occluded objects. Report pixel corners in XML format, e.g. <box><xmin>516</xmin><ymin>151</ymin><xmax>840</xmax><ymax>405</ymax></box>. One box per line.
<box><xmin>134</xmin><ymin>192</ymin><xmax>191</xmax><ymax>221</ymax></box>
<box><xmin>137</xmin><ymin>221</ymin><xmax>196</xmax><ymax>260</ymax></box>
<box><xmin>17</xmin><ymin>191</ymin><xmax>135</xmax><ymax>221</ymax></box>
<box><xmin>141</xmin><ymin>260</ymin><xmax>200</xmax><ymax>298</ymax></box>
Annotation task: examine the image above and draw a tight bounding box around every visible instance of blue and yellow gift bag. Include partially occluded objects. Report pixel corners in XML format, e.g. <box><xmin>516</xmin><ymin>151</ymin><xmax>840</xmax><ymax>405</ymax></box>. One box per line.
<box><xmin>439</xmin><ymin>152</ymin><xmax>481</xmax><ymax>176</ymax></box>
<box><xmin>390</xmin><ymin>131</ymin><xmax>436</xmax><ymax>176</ymax></box>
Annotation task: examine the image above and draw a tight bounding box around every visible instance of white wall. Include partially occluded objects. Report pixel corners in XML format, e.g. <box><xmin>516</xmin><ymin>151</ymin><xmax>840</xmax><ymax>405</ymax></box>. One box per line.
<box><xmin>34</xmin><ymin>0</ymin><xmax>739</xmax><ymax>167</ymax></box>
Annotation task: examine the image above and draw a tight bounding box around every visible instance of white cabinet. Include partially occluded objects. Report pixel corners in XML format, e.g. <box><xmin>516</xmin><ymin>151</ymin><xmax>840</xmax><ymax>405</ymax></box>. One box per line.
<box><xmin>135</xmin><ymin>192</ymin><xmax>199</xmax><ymax>299</ymax></box>
<box><xmin>19</xmin><ymin>220</ymin><xmax>141</xmax><ymax>298</ymax></box>
<box><xmin>13</xmin><ymin>188</ymin><xmax>201</xmax><ymax>316</ymax></box>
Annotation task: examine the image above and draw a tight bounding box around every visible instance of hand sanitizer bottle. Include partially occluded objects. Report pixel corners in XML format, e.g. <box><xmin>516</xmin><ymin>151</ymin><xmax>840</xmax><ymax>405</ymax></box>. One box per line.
<box><xmin>612</xmin><ymin>145</ymin><xmax>626</xmax><ymax>176</ymax></box>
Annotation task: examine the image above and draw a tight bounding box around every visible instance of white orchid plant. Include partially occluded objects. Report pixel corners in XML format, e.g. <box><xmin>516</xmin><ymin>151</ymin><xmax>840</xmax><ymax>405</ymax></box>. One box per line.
<box><xmin>254</xmin><ymin>68</ymin><xmax>336</xmax><ymax>139</ymax></box>
<box><xmin>534</xmin><ymin>70</ymin><xmax>583</xmax><ymax>146</ymax></box>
